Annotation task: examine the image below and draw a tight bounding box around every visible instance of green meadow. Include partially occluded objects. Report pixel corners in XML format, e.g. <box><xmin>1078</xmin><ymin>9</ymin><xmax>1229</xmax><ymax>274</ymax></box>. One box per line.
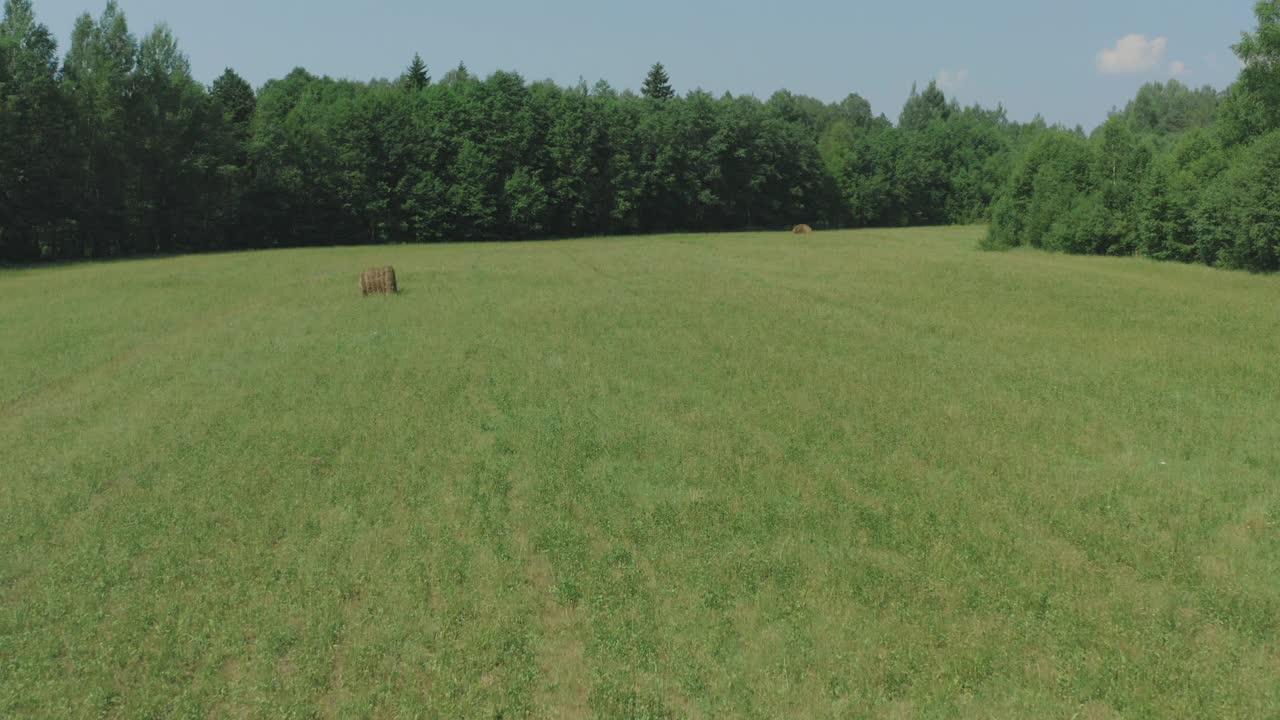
<box><xmin>2</xmin><ymin>226</ymin><xmax>1278</xmax><ymax>718</ymax></box>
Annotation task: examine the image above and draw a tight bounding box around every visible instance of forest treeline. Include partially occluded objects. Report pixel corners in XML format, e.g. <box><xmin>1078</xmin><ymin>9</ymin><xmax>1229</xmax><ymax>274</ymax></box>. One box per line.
<box><xmin>2</xmin><ymin>0</ymin><xmax>1273</xmax><ymax>270</ymax></box>
<box><xmin>1</xmin><ymin>0</ymin><xmax>1045</xmax><ymax>262</ymax></box>
<box><xmin>987</xmin><ymin>1</ymin><xmax>1280</xmax><ymax>272</ymax></box>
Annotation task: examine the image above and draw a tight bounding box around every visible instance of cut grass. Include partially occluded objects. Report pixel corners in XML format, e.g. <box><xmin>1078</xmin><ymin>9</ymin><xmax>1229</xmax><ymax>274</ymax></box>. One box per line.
<box><xmin>2</xmin><ymin>226</ymin><xmax>1278</xmax><ymax>718</ymax></box>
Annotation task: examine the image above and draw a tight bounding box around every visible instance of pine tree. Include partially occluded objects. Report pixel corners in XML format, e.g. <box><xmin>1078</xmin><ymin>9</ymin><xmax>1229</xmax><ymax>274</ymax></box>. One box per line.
<box><xmin>402</xmin><ymin>53</ymin><xmax>429</xmax><ymax>91</ymax></box>
<box><xmin>443</xmin><ymin>61</ymin><xmax>471</xmax><ymax>87</ymax></box>
<box><xmin>898</xmin><ymin>81</ymin><xmax>949</xmax><ymax>131</ymax></box>
<box><xmin>642</xmin><ymin>62</ymin><xmax>674</xmax><ymax>100</ymax></box>
<box><xmin>211</xmin><ymin>67</ymin><xmax>255</xmax><ymax>127</ymax></box>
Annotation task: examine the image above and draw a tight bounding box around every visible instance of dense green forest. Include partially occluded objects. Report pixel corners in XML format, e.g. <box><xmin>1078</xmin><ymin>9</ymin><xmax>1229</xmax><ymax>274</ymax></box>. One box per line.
<box><xmin>987</xmin><ymin>1</ymin><xmax>1280</xmax><ymax>272</ymax></box>
<box><xmin>0</xmin><ymin>0</ymin><xmax>1046</xmax><ymax>261</ymax></box>
<box><xmin>0</xmin><ymin>0</ymin><xmax>1272</xmax><ymax>269</ymax></box>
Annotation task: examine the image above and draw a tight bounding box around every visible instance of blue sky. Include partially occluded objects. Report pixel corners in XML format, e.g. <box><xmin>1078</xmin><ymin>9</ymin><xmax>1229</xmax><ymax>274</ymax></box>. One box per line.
<box><xmin>30</xmin><ymin>0</ymin><xmax>1255</xmax><ymax>129</ymax></box>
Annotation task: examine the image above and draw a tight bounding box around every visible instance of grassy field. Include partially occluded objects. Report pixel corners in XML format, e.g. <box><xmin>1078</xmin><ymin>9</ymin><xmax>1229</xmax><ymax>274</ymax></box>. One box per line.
<box><xmin>2</xmin><ymin>226</ymin><xmax>1279</xmax><ymax>718</ymax></box>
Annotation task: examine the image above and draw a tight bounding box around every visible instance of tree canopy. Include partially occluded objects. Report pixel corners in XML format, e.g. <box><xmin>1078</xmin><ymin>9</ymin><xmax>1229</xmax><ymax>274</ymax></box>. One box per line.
<box><xmin>0</xmin><ymin>0</ymin><xmax>1051</xmax><ymax>263</ymax></box>
<box><xmin>985</xmin><ymin>0</ymin><xmax>1280</xmax><ymax>272</ymax></box>
<box><xmin>2</xmin><ymin>0</ymin><xmax>1273</xmax><ymax>273</ymax></box>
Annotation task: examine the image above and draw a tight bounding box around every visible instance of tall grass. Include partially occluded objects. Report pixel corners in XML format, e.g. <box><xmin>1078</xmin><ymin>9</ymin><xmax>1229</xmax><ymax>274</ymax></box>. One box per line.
<box><xmin>2</xmin><ymin>227</ymin><xmax>1278</xmax><ymax>717</ymax></box>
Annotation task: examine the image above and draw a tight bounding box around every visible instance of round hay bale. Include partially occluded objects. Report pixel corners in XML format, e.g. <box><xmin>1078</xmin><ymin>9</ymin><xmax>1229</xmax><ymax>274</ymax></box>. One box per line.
<box><xmin>792</xmin><ymin>224</ymin><xmax>814</xmax><ymax>235</ymax></box>
<box><xmin>360</xmin><ymin>266</ymin><xmax>398</xmax><ymax>296</ymax></box>
<box><xmin>380</xmin><ymin>266</ymin><xmax>398</xmax><ymax>294</ymax></box>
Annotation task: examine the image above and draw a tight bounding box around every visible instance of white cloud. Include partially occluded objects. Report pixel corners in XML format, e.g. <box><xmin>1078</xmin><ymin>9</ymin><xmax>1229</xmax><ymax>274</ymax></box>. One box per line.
<box><xmin>936</xmin><ymin>68</ymin><xmax>970</xmax><ymax>91</ymax></box>
<box><xmin>1097</xmin><ymin>34</ymin><xmax>1168</xmax><ymax>74</ymax></box>
<box><xmin>1170</xmin><ymin>60</ymin><xmax>1187</xmax><ymax>77</ymax></box>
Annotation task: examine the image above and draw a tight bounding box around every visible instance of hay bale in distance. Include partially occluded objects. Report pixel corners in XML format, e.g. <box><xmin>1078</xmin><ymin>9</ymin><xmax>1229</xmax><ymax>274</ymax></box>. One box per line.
<box><xmin>360</xmin><ymin>266</ymin><xmax>398</xmax><ymax>296</ymax></box>
<box><xmin>792</xmin><ymin>224</ymin><xmax>814</xmax><ymax>235</ymax></box>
